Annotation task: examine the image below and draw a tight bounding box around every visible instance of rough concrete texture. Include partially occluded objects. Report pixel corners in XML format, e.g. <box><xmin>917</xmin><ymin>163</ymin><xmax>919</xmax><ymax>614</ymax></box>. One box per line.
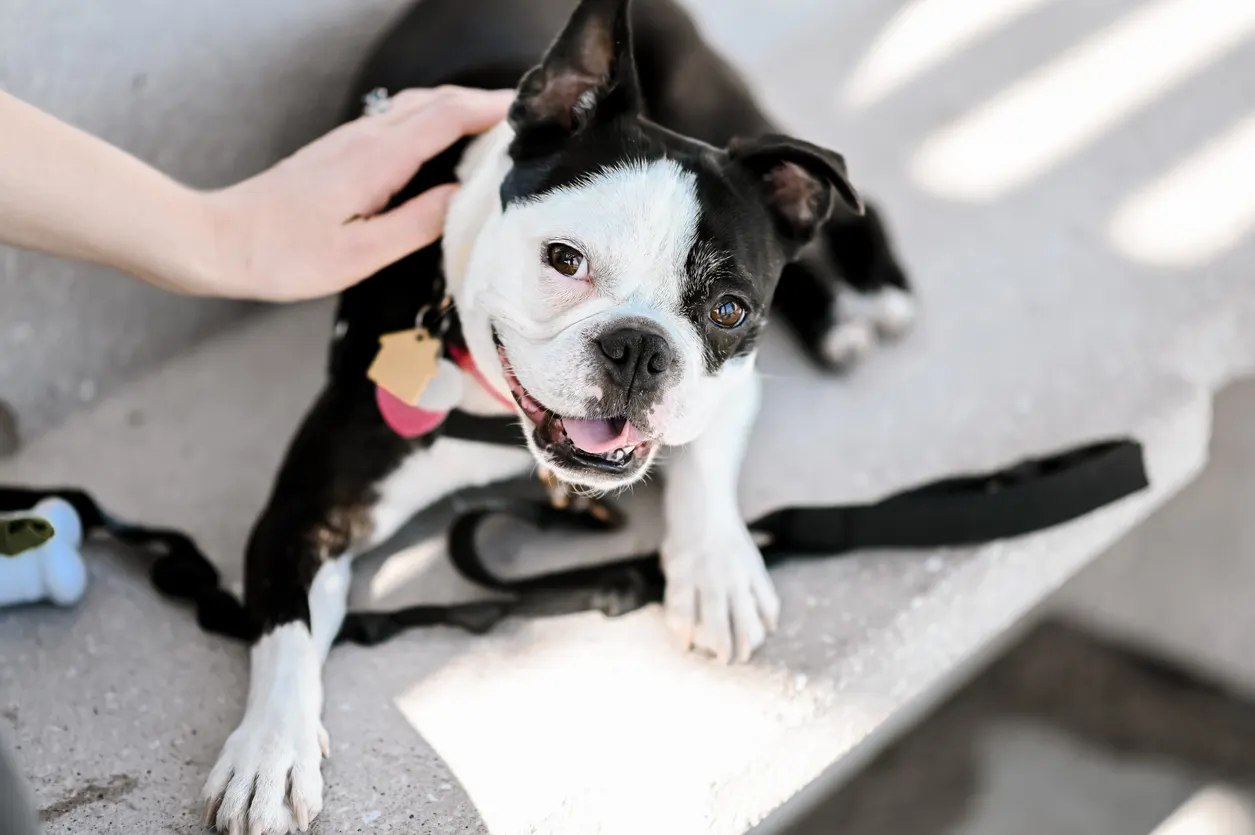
<box><xmin>0</xmin><ymin>0</ymin><xmax>413</xmax><ymax>439</ymax></box>
<box><xmin>1</xmin><ymin>0</ymin><xmax>1255</xmax><ymax>833</ymax></box>
<box><xmin>0</xmin><ymin>303</ymin><xmax>1200</xmax><ymax>835</ymax></box>
<box><xmin>0</xmin><ymin>401</ymin><xmax>20</xmax><ymax>459</ymax></box>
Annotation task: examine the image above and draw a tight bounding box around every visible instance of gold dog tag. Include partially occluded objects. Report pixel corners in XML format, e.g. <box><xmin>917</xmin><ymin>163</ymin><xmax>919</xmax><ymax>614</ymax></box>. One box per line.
<box><xmin>367</xmin><ymin>329</ymin><xmax>442</xmax><ymax>405</ymax></box>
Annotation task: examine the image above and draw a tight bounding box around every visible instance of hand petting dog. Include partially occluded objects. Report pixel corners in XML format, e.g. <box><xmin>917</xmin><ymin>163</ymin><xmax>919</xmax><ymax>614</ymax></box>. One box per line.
<box><xmin>0</xmin><ymin>87</ymin><xmax>512</xmax><ymax>302</ymax></box>
<box><xmin>203</xmin><ymin>87</ymin><xmax>514</xmax><ymax>301</ymax></box>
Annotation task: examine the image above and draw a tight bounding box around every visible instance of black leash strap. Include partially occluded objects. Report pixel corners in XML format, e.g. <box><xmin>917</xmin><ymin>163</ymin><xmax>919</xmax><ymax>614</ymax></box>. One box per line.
<box><xmin>401</xmin><ymin>437</ymin><xmax>1150</xmax><ymax>643</ymax></box>
<box><xmin>0</xmin><ymin>438</ymin><xmax>1148</xmax><ymax>646</ymax></box>
<box><xmin>752</xmin><ymin>439</ymin><xmax>1149</xmax><ymax>556</ymax></box>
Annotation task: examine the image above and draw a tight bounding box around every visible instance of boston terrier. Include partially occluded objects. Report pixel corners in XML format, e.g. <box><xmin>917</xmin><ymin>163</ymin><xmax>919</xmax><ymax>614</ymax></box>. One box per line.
<box><xmin>203</xmin><ymin>0</ymin><xmax>914</xmax><ymax>831</ymax></box>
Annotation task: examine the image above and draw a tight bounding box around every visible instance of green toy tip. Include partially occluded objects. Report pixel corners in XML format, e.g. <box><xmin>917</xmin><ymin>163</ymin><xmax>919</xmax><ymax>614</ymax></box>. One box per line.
<box><xmin>0</xmin><ymin>517</ymin><xmax>55</xmax><ymax>557</ymax></box>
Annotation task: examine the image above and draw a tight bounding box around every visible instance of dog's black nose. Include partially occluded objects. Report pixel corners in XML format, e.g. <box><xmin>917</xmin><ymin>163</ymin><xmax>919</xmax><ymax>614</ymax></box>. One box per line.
<box><xmin>597</xmin><ymin>327</ymin><xmax>674</xmax><ymax>391</ymax></box>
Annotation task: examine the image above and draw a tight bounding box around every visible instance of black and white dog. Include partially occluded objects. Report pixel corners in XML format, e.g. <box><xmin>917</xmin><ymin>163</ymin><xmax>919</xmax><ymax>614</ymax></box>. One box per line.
<box><xmin>203</xmin><ymin>0</ymin><xmax>913</xmax><ymax>831</ymax></box>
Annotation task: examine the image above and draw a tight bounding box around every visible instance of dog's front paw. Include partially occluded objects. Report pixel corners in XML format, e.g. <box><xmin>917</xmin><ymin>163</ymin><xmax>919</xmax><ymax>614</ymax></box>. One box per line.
<box><xmin>661</xmin><ymin>525</ymin><xmax>780</xmax><ymax>664</ymax></box>
<box><xmin>203</xmin><ymin>712</ymin><xmax>329</xmax><ymax>834</ymax></box>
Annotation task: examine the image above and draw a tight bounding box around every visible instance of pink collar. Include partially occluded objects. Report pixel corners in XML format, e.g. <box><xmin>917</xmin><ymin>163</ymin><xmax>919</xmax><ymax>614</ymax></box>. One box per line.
<box><xmin>375</xmin><ymin>343</ymin><xmax>513</xmax><ymax>438</ymax></box>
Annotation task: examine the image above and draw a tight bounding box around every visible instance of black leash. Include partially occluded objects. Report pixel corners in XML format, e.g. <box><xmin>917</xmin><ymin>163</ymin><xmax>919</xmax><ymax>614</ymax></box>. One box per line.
<box><xmin>0</xmin><ymin>421</ymin><xmax>1149</xmax><ymax>646</ymax></box>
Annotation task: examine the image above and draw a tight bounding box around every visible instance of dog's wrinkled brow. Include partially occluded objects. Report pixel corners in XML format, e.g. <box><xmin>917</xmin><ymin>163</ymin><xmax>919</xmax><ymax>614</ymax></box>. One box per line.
<box><xmin>681</xmin><ymin>239</ymin><xmax>733</xmax><ymax>304</ymax></box>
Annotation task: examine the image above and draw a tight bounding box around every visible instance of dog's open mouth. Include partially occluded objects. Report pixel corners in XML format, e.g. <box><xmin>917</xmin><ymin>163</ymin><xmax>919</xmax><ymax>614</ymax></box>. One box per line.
<box><xmin>494</xmin><ymin>341</ymin><xmax>654</xmax><ymax>475</ymax></box>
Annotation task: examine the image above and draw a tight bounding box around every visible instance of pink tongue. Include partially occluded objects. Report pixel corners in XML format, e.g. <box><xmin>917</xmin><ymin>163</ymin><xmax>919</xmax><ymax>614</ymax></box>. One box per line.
<box><xmin>562</xmin><ymin>417</ymin><xmax>641</xmax><ymax>454</ymax></box>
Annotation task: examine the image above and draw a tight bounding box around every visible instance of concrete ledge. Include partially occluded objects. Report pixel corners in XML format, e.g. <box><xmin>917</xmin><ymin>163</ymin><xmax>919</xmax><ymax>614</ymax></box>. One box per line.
<box><xmin>0</xmin><ymin>291</ymin><xmax>1233</xmax><ymax>835</ymax></box>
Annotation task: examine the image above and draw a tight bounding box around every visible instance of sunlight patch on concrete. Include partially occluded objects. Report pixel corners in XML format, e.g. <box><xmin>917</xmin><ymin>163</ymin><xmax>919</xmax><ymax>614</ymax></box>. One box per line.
<box><xmin>912</xmin><ymin>0</ymin><xmax>1255</xmax><ymax>201</ymax></box>
<box><xmin>845</xmin><ymin>0</ymin><xmax>1054</xmax><ymax>107</ymax></box>
<box><xmin>367</xmin><ymin>536</ymin><xmax>447</xmax><ymax>602</ymax></box>
<box><xmin>1151</xmin><ymin>786</ymin><xmax>1255</xmax><ymax>835</ymax></box>
<box><xmin>393</xmin><ymin>622</ymin><xmax>872</xmax><ymax>835</ymax></box>
<box><xmin>1110</xmin><ymin>112</ymin><xmax>1255</xmax><ymax>269</ymax></box>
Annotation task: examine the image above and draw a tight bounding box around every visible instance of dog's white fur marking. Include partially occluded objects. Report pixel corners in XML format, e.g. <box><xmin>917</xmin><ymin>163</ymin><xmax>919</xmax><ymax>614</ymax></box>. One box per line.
<box><xmin>661</xmin><ymin>358</ymin><xmax>779</xmax><ymax>663</ymax></box>
<box><xmin>844</xmin><ymin>284</ymin><xmax>917</xmax><ymax>338</ymax></box>
<box><xmin>370</xmin><ymin>437</ymin><xmax>534</xmax><ymax>540</ymax></box>
<box><xmin>308</xmin><ymin>557</ymin><xmax>351</xmax><ymax>657</ymax></box>
<box><xmin>203</xmin><ymin>622</ymin><xmax>327</xmax><ymax>835</ymax></box>
<box><xmin>447</xmin><ymin>127</ymin><xmax>732</xmax><ymax>457</ymax></box>
<box><xmin>821</xmin><ymin>318</ymin><xmax>878</xmax><ymax>368</ymax></box>
<box><xmin>445</xmin><ymin>124</ymin><xmax>515</xmax><ymax>292</ymax></box>
<box><xmin>822</xmin><ymin>285</ymin><xmax>917</xmax><ymax>367</ymax></box>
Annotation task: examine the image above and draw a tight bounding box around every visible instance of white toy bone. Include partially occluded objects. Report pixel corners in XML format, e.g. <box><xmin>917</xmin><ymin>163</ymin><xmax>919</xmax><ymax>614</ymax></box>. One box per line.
<box><xmin>0</xmin><ymin>498</ymin><xmax>87</xmax><ymax>608</ymax></box>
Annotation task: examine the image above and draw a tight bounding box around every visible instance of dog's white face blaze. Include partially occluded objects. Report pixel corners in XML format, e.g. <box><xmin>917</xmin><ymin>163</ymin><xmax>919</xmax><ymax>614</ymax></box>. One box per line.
<box><xmin>445</xmin><ymin>124</ymin><xmax>751</xmax><ymax>488</ymax></box>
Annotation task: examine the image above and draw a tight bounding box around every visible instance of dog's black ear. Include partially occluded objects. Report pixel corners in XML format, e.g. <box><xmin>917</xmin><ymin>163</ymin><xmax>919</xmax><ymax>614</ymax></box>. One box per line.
<box><xmin>727</xmin><ymin>134</ymin><xmax>864</xmax><ymax>255</ymax></box>
<box><xmin>509</xmin><ymin>0</ymin><xmax>641</xmax><ymax>140</ymax></box>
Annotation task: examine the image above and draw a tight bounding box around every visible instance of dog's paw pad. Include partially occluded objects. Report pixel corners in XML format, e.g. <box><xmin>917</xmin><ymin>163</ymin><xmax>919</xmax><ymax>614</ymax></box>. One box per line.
<box><xmin>203</xmin><ymin>715</ymin><xmax>325</xmax><ymax>835</ymax></box>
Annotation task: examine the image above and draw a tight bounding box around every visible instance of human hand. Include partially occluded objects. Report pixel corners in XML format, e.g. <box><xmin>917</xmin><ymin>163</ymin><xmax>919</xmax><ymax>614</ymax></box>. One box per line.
<box><xmin>200</xmin><ymin>86</ymin><xmax>514</xmax><ymax>302</ymax></box>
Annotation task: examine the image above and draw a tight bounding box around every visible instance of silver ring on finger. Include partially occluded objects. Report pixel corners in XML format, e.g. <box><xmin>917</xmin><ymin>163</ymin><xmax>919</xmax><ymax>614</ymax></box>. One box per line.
<box><xmin>362</xmin><ymin>87</ymin><xmax>392</xmax><ymax>117</ymax></box>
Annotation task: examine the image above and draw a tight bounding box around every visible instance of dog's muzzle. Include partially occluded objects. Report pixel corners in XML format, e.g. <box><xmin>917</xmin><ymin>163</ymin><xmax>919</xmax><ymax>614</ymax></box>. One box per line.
<box><xmin>492</xmin><ymin>330</ymin><xmax>659</xmax><ymax>484</ymax></box>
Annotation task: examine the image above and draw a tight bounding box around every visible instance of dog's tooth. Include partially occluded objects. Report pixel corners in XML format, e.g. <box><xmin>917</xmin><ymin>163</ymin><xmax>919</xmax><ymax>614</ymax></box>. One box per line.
<box><xmin>609</xmin><ymin>448</ymin><xmax>626</xmax><ymax>462</ymax></box>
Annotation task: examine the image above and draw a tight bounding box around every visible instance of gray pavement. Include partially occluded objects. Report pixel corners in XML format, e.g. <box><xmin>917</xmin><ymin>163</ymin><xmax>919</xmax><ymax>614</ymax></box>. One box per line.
<box><xmin>790</xmin><ymin>379</ymin><xmax>1255</xmax><ymax>835</ymax></box>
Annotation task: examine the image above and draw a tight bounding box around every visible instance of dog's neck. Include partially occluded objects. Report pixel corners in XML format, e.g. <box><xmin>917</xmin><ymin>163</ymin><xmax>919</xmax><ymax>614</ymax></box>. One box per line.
<box><xmin>442</xmin><ymin>121</ymin><xmax>515</xmax><ymax>294</ymax></box>
<box><xmin>438</xmin><ymin>121</ymin><xmax>516</xmax><ymax>416</ymax></box>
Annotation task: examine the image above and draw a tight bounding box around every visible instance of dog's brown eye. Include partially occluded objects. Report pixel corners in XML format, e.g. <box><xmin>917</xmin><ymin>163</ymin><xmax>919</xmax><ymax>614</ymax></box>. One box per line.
<box><xmin>547</xmin><ymin>243</ymin><xmax>586</xmax><ymax>278</ymax></box>
<box><xmin>709</xmin><ymin>297</ymin><xmax>747</xmax><ymax>329</ymax></box>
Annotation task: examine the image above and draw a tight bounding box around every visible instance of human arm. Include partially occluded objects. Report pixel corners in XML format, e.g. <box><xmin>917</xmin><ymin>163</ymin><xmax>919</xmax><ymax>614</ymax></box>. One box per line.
<box><xmin>0</xmin><ymin>87</ymin><xmax>513</xmax><ymax>302</ymax></box>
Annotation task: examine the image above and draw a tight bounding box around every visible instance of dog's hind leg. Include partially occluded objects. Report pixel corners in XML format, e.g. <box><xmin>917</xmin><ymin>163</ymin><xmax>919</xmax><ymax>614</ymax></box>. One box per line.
<box><xmin>202</xmin><ymin>386</ymin><xmax>530</xmax><ymax>835</ymax></box>
<box><xmin>762</xmin><ymin>206</ymin><xmax>916</xmax><ymax>370</ymax></box>
<box><xmin>769</xmin><ymin>204</ymin><xmax>918</xmax><ymax>371</ymax></box>
<box><xmin>816</xmin><ymin>203</ymin><xmax>917</xmax><ymax>369</ymax></box>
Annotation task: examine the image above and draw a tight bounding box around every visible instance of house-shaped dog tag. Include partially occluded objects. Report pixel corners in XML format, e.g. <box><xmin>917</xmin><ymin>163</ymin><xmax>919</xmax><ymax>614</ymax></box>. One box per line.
<box><xmin>367</xmin><ymin>328</ymin><xmax>442</xmax><ymax>405</ymax></box>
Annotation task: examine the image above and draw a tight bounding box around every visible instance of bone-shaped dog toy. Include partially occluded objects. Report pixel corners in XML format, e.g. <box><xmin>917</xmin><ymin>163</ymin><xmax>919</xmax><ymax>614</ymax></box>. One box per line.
<box><xmin>0</xmin><ymin>498</ymin><xmax>87</xmax><ymax>607</ymax></box>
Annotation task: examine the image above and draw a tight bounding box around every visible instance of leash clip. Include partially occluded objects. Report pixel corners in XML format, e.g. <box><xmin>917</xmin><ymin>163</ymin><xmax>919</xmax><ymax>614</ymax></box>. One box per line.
<box><xmin>415</xmin><ymin>295</ymin><xmax>455</xmax><ymax>340</ymax></box>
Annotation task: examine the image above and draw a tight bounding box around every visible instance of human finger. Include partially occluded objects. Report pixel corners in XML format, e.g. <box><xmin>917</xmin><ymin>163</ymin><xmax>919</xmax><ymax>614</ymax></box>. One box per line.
<box><xmin>387</xmin><ymin>88</ymin><xmax>515</xmax><ymax>170</ymax></box>
<box><xmin>347</xmin><ymin>183</ymin><xmax>459</xmax><ymax>275</ymax></box>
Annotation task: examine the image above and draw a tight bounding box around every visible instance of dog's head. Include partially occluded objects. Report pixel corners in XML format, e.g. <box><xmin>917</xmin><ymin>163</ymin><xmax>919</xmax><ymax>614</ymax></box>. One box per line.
<box><xmin>452</xmin><ymin>0</ymin><xmax>862</xmax><ymax>490</ymax></box>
